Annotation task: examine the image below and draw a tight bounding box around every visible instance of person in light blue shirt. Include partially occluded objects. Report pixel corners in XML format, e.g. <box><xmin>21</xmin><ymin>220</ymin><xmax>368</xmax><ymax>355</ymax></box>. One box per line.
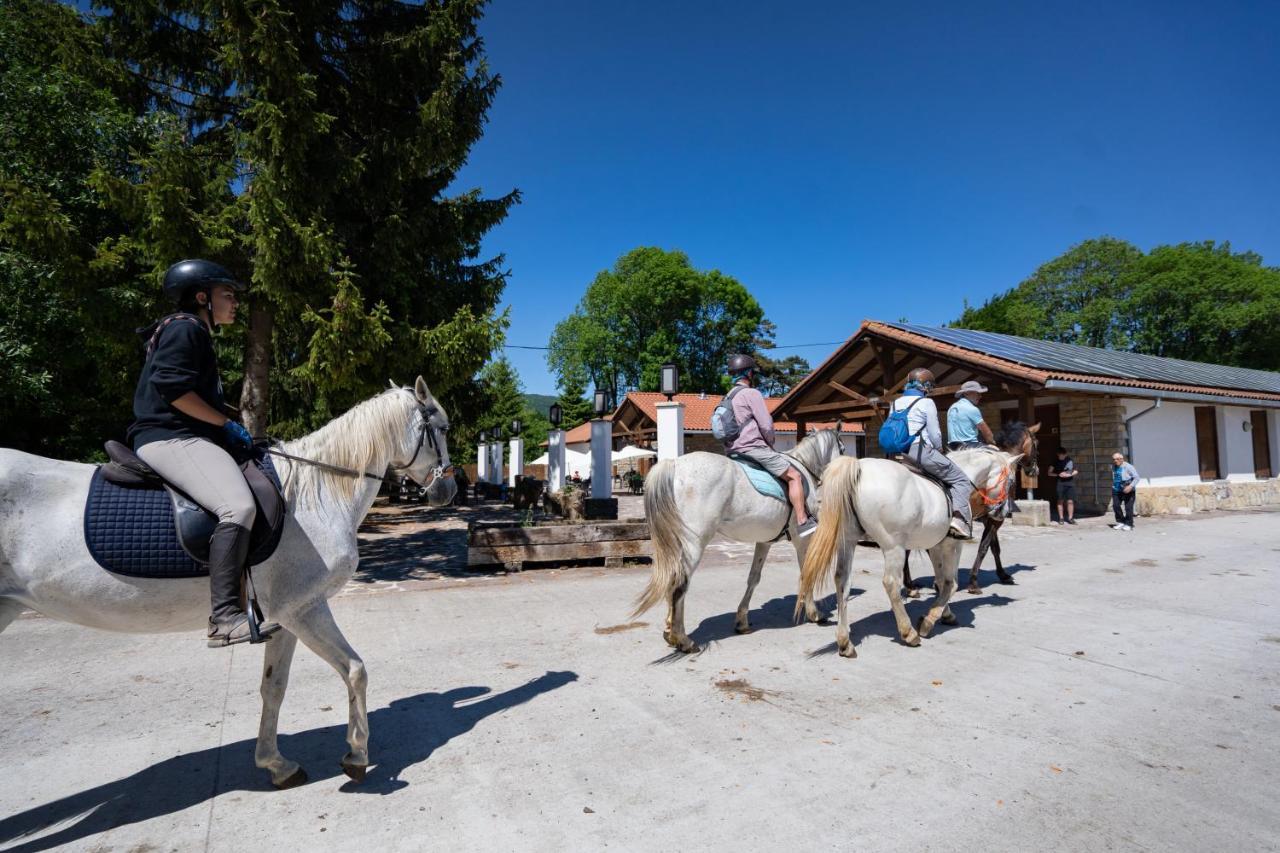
<box><xmin>947</xmin><ymin>380</ymin><xmax>995</xmax><ymax>450</ymax></box>
<box><xmin>1111</xmin><ymin>451</ymin><xmax>1139</xmax><ymax>530</ymax></box>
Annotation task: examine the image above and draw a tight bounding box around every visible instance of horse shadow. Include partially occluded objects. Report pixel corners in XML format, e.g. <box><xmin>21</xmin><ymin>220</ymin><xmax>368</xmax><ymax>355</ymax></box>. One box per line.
<box><xmin>806</xmin><ymin>592</ymin><xmax>1016</xmax><ymax>657</ymax></box>
<box><xmin>669</xmin><ymin>589</ymin><xmax>868</xmax><ymax>654</ymax></box>
<box><xmin>0</xmin><ymin>670</ymin><xmax>577</xmax><ymax>852</ymax></box>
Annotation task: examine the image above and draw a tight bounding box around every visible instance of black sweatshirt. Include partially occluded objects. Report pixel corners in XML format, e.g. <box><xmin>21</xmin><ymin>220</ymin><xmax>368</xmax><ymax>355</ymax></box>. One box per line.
<box><xmin>127</xmin><ymin>314</ymin><xmax>228</xmax><ymax>450</ymax></box>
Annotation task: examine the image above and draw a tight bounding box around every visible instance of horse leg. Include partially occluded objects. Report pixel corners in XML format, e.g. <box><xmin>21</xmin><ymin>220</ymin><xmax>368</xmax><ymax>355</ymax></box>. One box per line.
<box><xmin>792</xmin><ymin>536</ymin><xmax>830</xmax><ymax>623</ymax></box>
<box><xmin>834</xmin><ymin>545</ymin><xmax>856</xmax><ymax>658</ymax></box>
<box><xmin>735</xmin><ymin>543</ymin><xmax>770</xmax><ymax>634</ymax></box>
<box><xmin>902</xmin><ymin>551</ymin><xmax>921</xmax><ymax>598</ymax></box>
<box><xmin>881</xmin><ymin>546</ymin><xmax>919</xmax><ymax>647</ymax></box>
<box><xmin>668</xmin><ymin>575</ymin><xmax>699</xmax><ymax>654</ymax></box>
<box><xmin>967</xmin><ymin>521</ymin><xmax>991</xmax><ymax>594</ymax></box>
<box><xmin>991</xmin><ymin>524</ymin><xmax>1014</xmax><ymax>584</ymax></box>
<box><xmin>287</xmin><ymin>601</ymin><xmax>370</xmax><ymax>782</ymax></box>
<box><xmin>254</xmin><ymin>629</ymin><xmax>307</xmax><ymax>788</ymax></box>
<box><xmin>919</xmin><ymin>541</ymin><xmax>960</xmax><ymax>638</ymax></box>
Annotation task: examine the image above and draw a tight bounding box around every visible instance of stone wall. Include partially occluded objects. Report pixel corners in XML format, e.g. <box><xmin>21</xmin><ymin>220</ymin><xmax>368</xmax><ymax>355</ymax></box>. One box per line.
<box><xmin>1057</xmin><ymin>396</ymin><xmax>1126</xmax><ymax>512</ymax></box>
<box><xmin>685</xmin><ymin>433</ymin><xmax>725</xmax><ymax>455</ymax></box>
<box><xmin>1135</xmin><ymin>478</ymin><xmax>1280</xmax><ymax>515</ymax></box>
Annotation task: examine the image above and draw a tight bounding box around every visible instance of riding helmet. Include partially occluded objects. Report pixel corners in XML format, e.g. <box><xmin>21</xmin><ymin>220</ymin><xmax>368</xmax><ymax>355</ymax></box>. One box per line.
<box><xmin>162</xmin><ymin>259</ymin><xmax>245</xmax><ymax>305</ymax></box>
<box><xmin>727</xmin><ymin>354</ymin><xmax>757</xmax><ymax>374</ymax></box>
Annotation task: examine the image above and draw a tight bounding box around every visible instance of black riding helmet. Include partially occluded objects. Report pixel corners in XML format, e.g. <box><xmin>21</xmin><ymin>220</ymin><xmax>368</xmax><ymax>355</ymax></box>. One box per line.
<box><xmin>162</xmin><ymin>259</ymin><xmax>245</xmax><ymax>307</ymax></box>
<box><xmin>727</xmin><ymin>353</ymin><xmax>757</xmax><ymax>374</ymax></box>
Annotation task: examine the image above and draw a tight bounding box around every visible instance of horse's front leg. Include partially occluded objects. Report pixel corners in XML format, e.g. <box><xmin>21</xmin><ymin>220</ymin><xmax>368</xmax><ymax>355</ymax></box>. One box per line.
<box><xmin>919</xmin><ymin>541</ymin><xmax>960</xmax><ymax>638</ymax></box>
<box><xmin>735</xmin><ymin>543</ymin><xmax>771</xmax><ymax>634</ymax></box>
<box><xmin>255</xmin><ymin>629</ymin><xmax>307</xmax><ymax>788</ymax></box>
<box><xmin>902</xmin><ymin>551</ymin><xmax>921</xmax><ymax>598</ymax></box>
<box><xmin>990</xmin><ymin>523</ymin><xmax>1013</xmax><ymax>584</ymax></box>
<box><xmin>288</xmin><ymin>600</ymin><xmax>370</xmax><ymax>782</ymax></box>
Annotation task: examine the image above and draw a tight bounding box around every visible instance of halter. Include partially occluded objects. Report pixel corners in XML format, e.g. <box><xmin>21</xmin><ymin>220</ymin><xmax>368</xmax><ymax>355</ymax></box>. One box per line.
<box><xmin>264</xmin><ymin>402</ymin><xmax>452</xmax><ymax>486</ymax></box>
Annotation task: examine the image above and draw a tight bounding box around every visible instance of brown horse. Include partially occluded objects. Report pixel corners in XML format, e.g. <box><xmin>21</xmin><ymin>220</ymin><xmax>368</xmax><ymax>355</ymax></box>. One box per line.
<box><xmin>902</xmin><ymin>421</ymin><xmax>1038</xmax><ymax>597</ymax></box>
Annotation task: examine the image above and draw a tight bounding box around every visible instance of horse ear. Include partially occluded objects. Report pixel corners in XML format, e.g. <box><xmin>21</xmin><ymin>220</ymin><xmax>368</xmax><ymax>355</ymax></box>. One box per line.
<box><xmin>414</xmin><ymin>375</ymin><xmax>431</xmax><ymax>403</ymax></box>
<box><xmin>1028</xmin><ymin>422</ymin><xmax>1041</xmax><ymax>434</ymax></box>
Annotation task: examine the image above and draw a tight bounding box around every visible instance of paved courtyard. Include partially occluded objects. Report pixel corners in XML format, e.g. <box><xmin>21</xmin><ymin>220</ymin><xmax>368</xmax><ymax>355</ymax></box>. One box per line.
<box><xmin>1</xmin><ymin>507</ymin><xmax>1278</xmax><ymax>852</ymax></box>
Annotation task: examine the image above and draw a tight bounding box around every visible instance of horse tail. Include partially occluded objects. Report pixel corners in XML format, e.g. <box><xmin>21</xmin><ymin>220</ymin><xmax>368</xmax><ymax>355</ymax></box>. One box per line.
<box><xmin>633</xmin><ymin>460</ymin><xmax>690</xmax><ymax>617</ymax></box>
<box><xmin>796</xmin><ymin>456</ymin><xmax>861</xmax><ymax>621</ymax></box>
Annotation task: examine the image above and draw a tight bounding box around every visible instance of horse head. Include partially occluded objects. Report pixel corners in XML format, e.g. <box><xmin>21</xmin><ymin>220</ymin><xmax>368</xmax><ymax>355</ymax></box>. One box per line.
<box><xmin>395</xmin><ymin>376</ymin><xmax>457</xmax><ymax>507</ymax></box>
<box><xmin>995</xmin><ymin>420</ymin><xmax>1040</xmax><ymax>478</ymax></box>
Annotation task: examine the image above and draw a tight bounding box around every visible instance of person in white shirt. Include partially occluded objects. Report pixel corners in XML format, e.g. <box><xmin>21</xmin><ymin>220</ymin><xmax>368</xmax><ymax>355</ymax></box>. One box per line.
<box><xmin>890</xmin><ymin>367</ymin><xmax>974</xmax><ymax>539</ymax></box>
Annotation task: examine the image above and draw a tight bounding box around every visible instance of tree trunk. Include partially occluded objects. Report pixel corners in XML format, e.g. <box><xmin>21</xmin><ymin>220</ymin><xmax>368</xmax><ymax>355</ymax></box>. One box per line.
<box><xmin>241</xmin><ymin>301</ymin><xmax>273</xmax><ymax>437</ymax></box>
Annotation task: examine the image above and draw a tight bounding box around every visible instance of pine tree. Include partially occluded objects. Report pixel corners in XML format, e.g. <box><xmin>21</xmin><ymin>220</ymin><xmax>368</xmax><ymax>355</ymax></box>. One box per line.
<box><xmin>554</xmin><ymin>366</ymin><xmax>595</xmax><ymax>430</ymax></box>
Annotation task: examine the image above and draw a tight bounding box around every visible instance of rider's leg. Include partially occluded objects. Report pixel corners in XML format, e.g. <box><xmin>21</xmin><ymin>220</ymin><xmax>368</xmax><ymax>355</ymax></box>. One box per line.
<box><xmin>137</xmin><ymin>437</ymin><xmax>275</xmax><ymax>645</ymax></box>
<box><xmin>783</xmin><ymin>467</ymin><xmax>809</xmax><ymax>525</ymax></box>
<box><xmin>914</xmin><ymin>444</ymin><xmax>974</xmax><ymax>537</ymax></box>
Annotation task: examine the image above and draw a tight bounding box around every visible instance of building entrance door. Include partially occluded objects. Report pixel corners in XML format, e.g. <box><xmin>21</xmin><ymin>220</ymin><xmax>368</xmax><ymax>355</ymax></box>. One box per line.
<box><xmin>1002</xmin><ymin>404</ymin><xmax>1060</xmax><ymax>499</ymax></box>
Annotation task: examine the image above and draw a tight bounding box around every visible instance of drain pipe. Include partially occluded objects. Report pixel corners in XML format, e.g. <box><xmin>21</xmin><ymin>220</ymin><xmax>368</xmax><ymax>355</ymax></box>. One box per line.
<box><xmin>1124</xmin><ymin>397</ymin><xmax>1163</xmax><ymax>466</ymax></box>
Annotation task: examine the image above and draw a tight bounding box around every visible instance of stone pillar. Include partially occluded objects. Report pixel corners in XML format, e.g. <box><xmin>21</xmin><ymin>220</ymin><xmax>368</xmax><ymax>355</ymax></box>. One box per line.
<box><xmin>508</xmin><ymin>437</ymin><xmax>524</xmax><ymax>487</ymax></box>
<box><xmin>656</xmin><ymin>401</ymin><xmax>685</xmax><ymax>461</ymax></box>
<box><xmin>590</xmin><ymin>419</ymin><xmax>612</xmax><ymax>499</ymax></box>
<box><xmin>476</xmin><ymin>441</ymin><xmax>488</xmax><ymax>483</ymax></box>
<box><xmin>547</xmin><ymin>429</ymin><xmax>566</xmax><ymax>492</ymax></box>
<box><xmin>489</xmin><ymin>442</ymin><xmax>503</xmax><ymax>484</ymax></box>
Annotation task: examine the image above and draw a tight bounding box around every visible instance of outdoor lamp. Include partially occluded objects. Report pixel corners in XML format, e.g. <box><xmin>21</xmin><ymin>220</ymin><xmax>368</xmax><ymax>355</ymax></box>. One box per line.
<box><xmin>661</xmin><ymin>363</ymin><xmax>679</xmax><ymax>400</ymax></box>
<box><xmin>492</xmin><ymin>425</ymin><xmax>503</xmax><ymax>441</ymax></box>
<box><xmin>549</xmin><ymin>403</ymin><xmax>562</xmax><ymax>428</ymax></box>
<box><xmin>593</xmin><ymin>388</ymin><xmax>608</xmax><ymax>417</ymax></box>
<box><xmin>511</xmin><ymin>418</ymin><xmax>522</xmax><ymax>437</ymax></box>
<box><xmin>478</xmin><ymin>430</ymin><xmax>487</xmax><ymax>443</ymax></box>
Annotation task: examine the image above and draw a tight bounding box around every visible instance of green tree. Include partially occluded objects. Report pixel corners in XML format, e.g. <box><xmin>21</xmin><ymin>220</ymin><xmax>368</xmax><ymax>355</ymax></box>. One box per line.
<box><xmin>553</xmin><ymin>366</ymin><xmax>594</xmax><ymax>430</ymax></box>
<box><xmin>1122</xmin><ymin>242</ymin><xmax>1280</xmax><ymax>370</ymax></box>
<box><xmin>547</xmin><ymin>247</ymin><xmax>769</xmax><ymax>396</ymax></box>
<box><xmin>93</xmin><ymin>0</ymin><xmax>517</xmax><ymax>439</ymax></box>
<box><xmin>754</xmin><ymin>353</ymin><xmax>812</xmax><ymax>397</ymax></box>
<box><xmin>955</xmin><ymin>237</ymin><xmax>1141</xmax><ymax>348</ymax></box>
<box><xmin>0</xmin><ymin>0</ymin><xmax>153</xmax><ymax>457</ymax></box>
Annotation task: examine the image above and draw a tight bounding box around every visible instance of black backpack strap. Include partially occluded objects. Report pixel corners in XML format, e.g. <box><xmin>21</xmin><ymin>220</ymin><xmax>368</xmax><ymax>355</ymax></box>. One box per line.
<box><xmin>145</xmin><ymin>313</ymin><xmax>206</xmax><ymax>357</ymax></box>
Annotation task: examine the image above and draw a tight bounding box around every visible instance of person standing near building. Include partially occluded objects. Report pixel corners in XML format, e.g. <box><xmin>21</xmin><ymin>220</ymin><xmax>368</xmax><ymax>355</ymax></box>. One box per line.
<box><xmin>947</xmin><ymin>380</ymin><xmax>995</xmax><ymax>450</ymax></box>
<box><xmin>1111</xmin><ymin>451</ymin><xmax>1139</xmax><ymax>530</ymax></box>
<box><xmin>1049</xmin><ymin>446</ymin><xmax>1077</xmax><ymax>525</ymax></box>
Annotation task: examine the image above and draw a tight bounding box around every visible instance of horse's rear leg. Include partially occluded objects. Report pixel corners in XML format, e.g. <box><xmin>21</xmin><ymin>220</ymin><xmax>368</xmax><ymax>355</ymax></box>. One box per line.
<box><xmin>255</xmin><ymin>629</ymin><xmax>307</xmax><ymax>789</ymax></box>
<box><xmin>919</xmin><ymin>541</ymin><xmax>960</xmax><ymax>638</ymax></box>
<box><xmin>881</xmin><ymin>547</ymin><xmax>919</xmax><ymax>647</ymax></box>
<box><xmin>834</xmin><ymin>545</ymin><xmax>856</xmax><ymax>658</ymax></box>
<box><xmin>288</xmin><ymin>601</ymin><xmax>370</xmax><ymax>781</ymax></box>
<box><xmin>735</xmin><ymin>543</ymin><xmax>771</xmax><ymax>634</ymax></box>
<box><xmin>666</xmin><ymin>577</ymin><xmax>699</xmax><ymax>653</ymax></box>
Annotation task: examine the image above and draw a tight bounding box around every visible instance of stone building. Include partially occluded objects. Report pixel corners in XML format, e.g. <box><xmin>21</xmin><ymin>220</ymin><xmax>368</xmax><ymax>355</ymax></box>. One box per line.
<box><xmin>771</xmin><ymin>321</ymin><xmax>1280</xmax><ymax>515</ymax></box>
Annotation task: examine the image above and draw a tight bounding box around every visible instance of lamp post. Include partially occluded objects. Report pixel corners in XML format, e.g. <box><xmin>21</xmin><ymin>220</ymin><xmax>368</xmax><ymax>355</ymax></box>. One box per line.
<box><xmin>656</xmin><ymin>366</ymin><xmax>685</xmax><ymax>461</ymax></box>
<box><xmin>477</xmin><ymin>429</ymin><xmax>489</xmax><ymax>484</ymax></box>
<box><xmin>508</xmin><ymin>418</ymin><xmax>524</xmax><ymax>488</ymax></box>
<box><xmin>489</xmin><ymin>425</ymin><xmax>503</xmax><ymax>485</ymax></box>
<box><xmin>590</xmin><ymin>386</ymin><xmax>613</xmax><ymax>501</ymax></box>
<box><xmin>547</xmin><ymin>404</ymin><xmax>566</xmax><ymax>493</ymax></box>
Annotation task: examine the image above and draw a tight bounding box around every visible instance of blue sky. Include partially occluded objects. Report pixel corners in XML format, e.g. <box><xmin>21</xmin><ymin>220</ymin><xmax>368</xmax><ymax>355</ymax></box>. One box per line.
<box><xmin>451</xmin><ymin>1</ymin><xmax>1280</xmax><ymax>396</ymax></box>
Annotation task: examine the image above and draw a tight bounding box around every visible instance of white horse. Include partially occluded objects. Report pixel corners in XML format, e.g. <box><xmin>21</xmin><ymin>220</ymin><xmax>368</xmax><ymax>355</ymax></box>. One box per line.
<box><xmin>0</xmin><ymin>377</ymin><xmax>454</xmax><ymax>788</ymax></box>
<box><xmin>634</xmin><ymin>429</ymin><xmax>847</xmax><ymax>653</ymax></box>
<box><xmin>798</xmin><ymin>424</ymin><xmax>1035</xmax><ymax>658</ymax></box>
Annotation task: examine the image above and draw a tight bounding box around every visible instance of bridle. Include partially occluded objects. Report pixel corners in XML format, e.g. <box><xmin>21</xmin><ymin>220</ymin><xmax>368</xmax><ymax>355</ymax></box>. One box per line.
<box><xmin>264</xmin><ymin>402</ymin><xmax>453</xmax><ymax>486</ymax></box>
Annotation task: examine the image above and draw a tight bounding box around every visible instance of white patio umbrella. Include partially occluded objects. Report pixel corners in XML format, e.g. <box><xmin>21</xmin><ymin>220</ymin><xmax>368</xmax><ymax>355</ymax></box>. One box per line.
<box><xmin>527</xmin><ymin>449</ymin><xmax>592</xmax><ymax>477</ymax></box>
<box><xmin>612</xmin><ymin>445</ymin><xmax>657</xmax><ymax>462</ymax></box>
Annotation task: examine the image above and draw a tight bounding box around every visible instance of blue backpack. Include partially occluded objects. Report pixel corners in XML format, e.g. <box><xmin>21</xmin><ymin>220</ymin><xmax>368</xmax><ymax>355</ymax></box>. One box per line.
<box><xmin>878</xmin><ymin>396</ymin><xmax>926</xmax><ymax>455</ymax></box>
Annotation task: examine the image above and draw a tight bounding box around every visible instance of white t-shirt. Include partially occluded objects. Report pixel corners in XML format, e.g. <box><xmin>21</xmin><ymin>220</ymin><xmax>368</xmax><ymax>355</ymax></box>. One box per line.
<box><xmin>891</xmin><ymin>394</ymin><xmax>941</xmax><ymax>449</ymax></box>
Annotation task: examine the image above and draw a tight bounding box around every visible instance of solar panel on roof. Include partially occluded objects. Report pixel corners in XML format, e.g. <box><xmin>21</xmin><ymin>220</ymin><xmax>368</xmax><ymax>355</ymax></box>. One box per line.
<box><xmin>881</xmin><ymin>322</ymin><xmax>1280</xmax><ymax>395</ymax></box>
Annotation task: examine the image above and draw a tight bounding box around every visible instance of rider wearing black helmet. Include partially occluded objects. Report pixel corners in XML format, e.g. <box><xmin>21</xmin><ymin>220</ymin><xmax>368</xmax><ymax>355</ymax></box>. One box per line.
<box><xmin>722</xmin><ymin>354</ymin><xmax>818</xmax><ymax>538</ymax></box>
<box><xmin>127</xmin><ymin>259</ymin><xmax>279</xmax><ymax>647</ymax></box>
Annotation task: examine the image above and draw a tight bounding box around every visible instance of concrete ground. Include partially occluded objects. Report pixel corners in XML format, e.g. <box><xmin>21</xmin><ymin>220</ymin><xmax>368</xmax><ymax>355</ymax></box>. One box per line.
<box><xmin>2</xmin><ymin>509</ymin><xmax>1278</xmax><ymax>852</ymax></box>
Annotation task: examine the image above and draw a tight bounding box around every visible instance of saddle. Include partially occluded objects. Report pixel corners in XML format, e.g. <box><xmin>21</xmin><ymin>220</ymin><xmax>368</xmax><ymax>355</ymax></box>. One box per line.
<box><xmin>729</xmin><ymin>454</ymin><xmax>818</xmax><ymax>543</ymax></box>
<box><xmin>893</xmin><ymin>449</ymin><xmax>1013</xmax><ymax>522</ymax></box>
<box><xmin>85</xmin><ymin>440</ymin><xmax>286</xmax><ymax>578</ymax></box>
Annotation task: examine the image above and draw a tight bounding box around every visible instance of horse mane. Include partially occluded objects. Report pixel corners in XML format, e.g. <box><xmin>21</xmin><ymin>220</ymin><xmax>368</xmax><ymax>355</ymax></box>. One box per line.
<box><xmin>994</xmin><ymin>420</ymin><xmax>1028</xmax><ymax>451</ymax></box>
<box><xmin>279</xmin><ymin>388</ymin><xmax>418</xmax><ymax>504</ymax></box>
<box><xmin>787</xmin><ymin>428</ymin><xmax>840</xmax><ymax>473</ymax></box>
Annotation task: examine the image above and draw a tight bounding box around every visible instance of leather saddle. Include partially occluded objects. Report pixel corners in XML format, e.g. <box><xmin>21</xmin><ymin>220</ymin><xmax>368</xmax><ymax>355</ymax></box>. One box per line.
<box><xmin>86</xmin><ymin>440</ymin><xmax>286</xmax><ymax>577</ymax></box>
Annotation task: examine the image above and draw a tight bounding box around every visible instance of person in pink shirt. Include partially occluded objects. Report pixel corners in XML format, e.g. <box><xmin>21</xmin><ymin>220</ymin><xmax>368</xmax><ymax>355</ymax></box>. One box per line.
<box><xmin>723</xmin><ymin>354</ymin><xmax>817</xmax><ymax>537</ymax></box>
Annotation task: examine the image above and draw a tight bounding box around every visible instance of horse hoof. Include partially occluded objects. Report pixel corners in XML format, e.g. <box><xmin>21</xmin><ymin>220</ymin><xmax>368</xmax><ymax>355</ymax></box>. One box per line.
<box><xmin>998</xmin><ymin>577</ymin><xmax>1015</xmax><ymax>586</ymax></box>
<box><xmin>905</xmin><ymin>587</ymin><xmax>921</xmax><ymax>599</ymax></box>
<box><xmin>810</xmin><ymin>610</ymin><xmax>832</xmax><ymax>625</ymax></box>
<box><xmin>903</xmin><ymin>631</ymin><xmax>921</xmax><ymax>647</ymax></box>
<box><xmin>916</xmin><ymin>617</ymin><xmax>934</xmax><ymax>639</ymax></box>
<box><xmin>966</xmin><ymin>585</ymin><xmax>981</xmax><ymax>595</ymax></box>
<box><xmin>679</xmin><ymin>642</ymin><xmax>700</xmax><ymax>654</ymax></box>
<box><xmin>735</xmin><ymin>622</ymin><xmax>752</xmax><ymax>635</ymax></box>
<box><xmin>838</xmin><ymin>643</ymin><xmax>858</xmax><ymax>659</ymax></box>
<box><xmin>341</xmin><ymin>762</ymin><xmax>367</xmax><ymax>783</ymax></box>
<box><xmin>940</xmin><ymin>612</ymin><xmax>957</xmax><ymax>626</ymax></box>
<box><xmin>273</xmin><ymin>767</ymin><xmax>308</xmax><ymax>790</ymax></box>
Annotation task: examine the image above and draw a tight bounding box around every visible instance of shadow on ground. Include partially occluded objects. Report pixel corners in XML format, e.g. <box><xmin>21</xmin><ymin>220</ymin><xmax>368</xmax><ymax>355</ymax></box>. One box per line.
<box><xmin>0</xmin><ymin>671</ymin><xmax>577</xmax><ymax>853</ymax></box>
<box><xmin>806</xmin><ymin>592</ymin><xmax>1018</xmax><ymax>657</ymax></box>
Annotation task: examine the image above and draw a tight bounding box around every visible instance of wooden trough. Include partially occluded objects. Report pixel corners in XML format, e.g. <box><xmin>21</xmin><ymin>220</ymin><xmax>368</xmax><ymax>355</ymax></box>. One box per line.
<box><xmin>467</xmin><ymin>517</ymin><xmax>652</xmax><ymax>571</ymax></box>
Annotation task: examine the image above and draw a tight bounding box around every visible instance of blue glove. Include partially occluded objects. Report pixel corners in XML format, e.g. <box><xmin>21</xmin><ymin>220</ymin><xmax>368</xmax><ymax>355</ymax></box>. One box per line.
<box><xmin>222</xmin><ymin>419</ymin><xmax>253</xmax><ymax>450</ymax></box>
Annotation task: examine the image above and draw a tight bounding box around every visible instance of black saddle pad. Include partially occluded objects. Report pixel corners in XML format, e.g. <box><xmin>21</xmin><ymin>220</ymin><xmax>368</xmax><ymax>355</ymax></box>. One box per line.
<box><xmin>84</xmin><ymin>453</ymin><xmax>285</xmax><ymax>578</ymax></box>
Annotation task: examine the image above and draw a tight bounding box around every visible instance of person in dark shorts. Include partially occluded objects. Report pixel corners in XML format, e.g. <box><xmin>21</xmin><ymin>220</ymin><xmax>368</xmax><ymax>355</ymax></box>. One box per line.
<box><xmin>1048</xmin><ymin>446</ymin><xmax>1077</xmax><ymax>524</ymax></box>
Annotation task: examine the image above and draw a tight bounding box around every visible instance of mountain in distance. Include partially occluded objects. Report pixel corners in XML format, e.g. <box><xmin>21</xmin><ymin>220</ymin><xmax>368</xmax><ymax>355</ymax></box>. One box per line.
<box><xmin>523</xmin><ymin>394</ymin><xmax>557</xmax><ymax>418</ymax></box>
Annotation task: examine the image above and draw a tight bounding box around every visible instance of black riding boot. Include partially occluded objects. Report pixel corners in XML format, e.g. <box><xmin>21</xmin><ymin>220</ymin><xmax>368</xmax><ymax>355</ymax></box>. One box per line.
<box><xmin>207</xmin><ymin>522</ymin><xmax>278</xmax><ymax>647</ymax></box>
